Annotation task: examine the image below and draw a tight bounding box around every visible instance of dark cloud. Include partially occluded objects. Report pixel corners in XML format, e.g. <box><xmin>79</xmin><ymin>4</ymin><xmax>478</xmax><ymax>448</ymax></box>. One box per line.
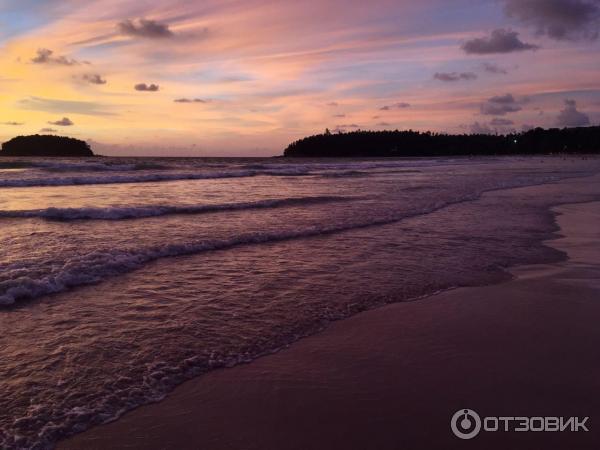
<box><xmin>556</xmin><ymin>99</ymin><xmax>591</xmax><ymax>126</ymax></box>
<box><xmin>82</xmin><ymin>74</ymin><xmax>106</xmax><ymax>85</ymax></box>
<box><xmin>490</xmin><ymin>118</ymin><xmax>515</xmax><ymax>126</ymax></box>
<box><xmin>469</xmin><ymin>122</ymin><xmax>494</xmax><ymax>134</ymax></box>
<box><xmin>135</xmin><ymin>83</ymin><xmax>159</xmax><ymax>92</ymax></box>
<box><xmin>48</xmin><ymin>117</ymin><xmax>74</xmax><ymax>126</ymax></box>
<box><xmin>118</xmin><ymin>19</ymin><xmax>173</xmax><ymax>38</ymax></box>
<box><xmin>434</xmin><ymin>72</ymin><xmax>477</xmax><ymax>82</ymax></box>
<box><xmin>336</xmin><ymin>124</ymin><xmax>360</xmax><ymax>128</ymax></box>
<box><xmin>333</xmin><ymin>114</ymin><xmax>346</xmax><ymax>118</ymax></box>
<box><xmin>2</xmin><ymin>121</ymin><xmax>24</xmax><ymax>126</ymax></box>
<box><xmin>482</xmin><ymin>62</ymin><xmax>508</xmax><ymax>74</ymax></box>
<box><xmin>31</xmin><ymin>49</ymin><xmax>54</xmax><ymax>64</ymax></box>
<box><xmin>480</xmin><ymin>94</ymin><xmax>523</xmax><ymax>115</ymax></box>
<box><xmin>462</xmin><ymin>29</ymin><xmax>538</xmax><ymax>54</ymax></box>
<box><xmin>40</xmin><ymin>128</ymin><xmax>57</xmax><ymax>133</ymax></box>
<box><xmin>174</xmin><ymin>98</ymin><xmax>209</xmax><ymax>103</ymax></box>
<box><xmin>380</xmin><ymin>102</ymin><xmax>411</xmax><ymax>110</ymax></box>
<box><xmin>31</xmin><ymin>48</ymin><xmax>81</xmax><ymax>66</ymax></box>
<box><xmin>504</xmin><ymin>0</ymin><xmax>600</xmax><ymax>41</ymax></box>
<box><xmin>326</xmin><ymin>102</ymin><xmax>339</xmax><ymax>106</ymax></box>
<box><xmin>377</xmin><ymin>122</ymin><xmax>392</xmax><ymax>126</ymax></box>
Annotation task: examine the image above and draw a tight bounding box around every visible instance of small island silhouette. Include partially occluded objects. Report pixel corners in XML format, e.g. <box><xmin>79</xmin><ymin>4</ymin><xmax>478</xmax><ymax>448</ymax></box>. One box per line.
<box><xmin>283</xmin><ymin>126</ymin><xmax>600</xmax><ymax>157</ymax></box>
<box><xmin>0</xmin><ymin>135</ymin><xmax>94</xmax><ymax>157</ymax></box>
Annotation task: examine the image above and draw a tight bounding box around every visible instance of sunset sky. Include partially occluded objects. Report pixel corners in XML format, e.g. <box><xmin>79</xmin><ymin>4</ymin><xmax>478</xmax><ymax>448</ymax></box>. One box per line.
<box><xmin>1</xmin><ymin>0</ymin><xmax>599</xmax><ymax>155</ymax></box>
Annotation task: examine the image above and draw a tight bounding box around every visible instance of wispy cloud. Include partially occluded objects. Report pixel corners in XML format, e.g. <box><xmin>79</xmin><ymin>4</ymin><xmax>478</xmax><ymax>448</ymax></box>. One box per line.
<box><xmin>18</xmin><ymin>97</ymin><xmax>115</xmax><ymax>116</ymax></box>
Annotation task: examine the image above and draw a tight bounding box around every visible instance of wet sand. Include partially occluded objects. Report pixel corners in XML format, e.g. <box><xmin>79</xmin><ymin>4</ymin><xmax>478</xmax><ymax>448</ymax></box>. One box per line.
<box><xmin>59</xmin><ymin>200</ymin><xmax>600</xmax><ymax>450</ymax></box>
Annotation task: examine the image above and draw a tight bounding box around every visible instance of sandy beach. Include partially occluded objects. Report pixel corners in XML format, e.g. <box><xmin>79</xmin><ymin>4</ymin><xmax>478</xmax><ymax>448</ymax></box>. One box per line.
<box><xmin>58</xmin><ymin>195</ymin><xmax>600</xmax><ymax>449</ymax></box>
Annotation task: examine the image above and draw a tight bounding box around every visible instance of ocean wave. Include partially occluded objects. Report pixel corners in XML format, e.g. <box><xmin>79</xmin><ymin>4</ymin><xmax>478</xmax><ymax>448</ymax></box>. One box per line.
<box><xmin>238</xmin><ymin>158</ymin><xmax>498</xmax><ymax>173</ymax></box>
<box><xmin>0</xmin><ymin>169</ymin><xmax>294</xmax><ymax>187</ymax></box>
<box><xmin>0</xmin><ymin>166</ymin><xmax>387</xmax><ymax>188</ymax></box>
<box><xmin>0</xmin><ymin>174</ymin><xmax>566</xmax><ymax>306</ymax></box>
<box><xmin>0</xmin><ymin>159</ymin><xmax>481</xmax><ymax>188</ymax></box>
<box><xmin>43</xmin><ymin>162</ymin><xmax>171</xmax><ymax>172</ymax></box>
<box><xmin>0</xmin><ymin>196</ymin><xmax>353</xmax><ymax>221</ymax></box>
<box><xmin>0</xmin><ymin>160</ymin><xmax>170</xmax><ymax>172</ymax></box>
<box><xmin>0</xmin><ymin>194</ymin><xmax>477</xmax><ymax>306</ymax></box>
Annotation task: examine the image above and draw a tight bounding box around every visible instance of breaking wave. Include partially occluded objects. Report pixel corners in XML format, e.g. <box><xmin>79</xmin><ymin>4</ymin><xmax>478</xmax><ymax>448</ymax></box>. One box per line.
<box><xmin>0</xmin><ymin>196</ymin><xmax>354</xmax><ymax>221</ymax></box>
<box><xmin>0</xmin><ymin>182</ymin><xmax>528</xmax><ymax>307</ymax></box>
<box><xmin>0</xmin><ymin>172</ymin><xmax>569</xmax><ymax>306</ymax></box>
<box><xmin>0</xmin><ymin>169</ymin><xmax>305</xmax><ymax>187</ymax></box>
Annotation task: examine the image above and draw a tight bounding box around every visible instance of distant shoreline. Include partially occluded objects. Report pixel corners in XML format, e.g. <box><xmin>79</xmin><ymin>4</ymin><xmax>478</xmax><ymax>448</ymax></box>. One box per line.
<box><xmin>283</xmin><ymin>126</ymin><xmax>600</xmax><ymax>157</ymax></box>
<box><xmin>2</xmin><ymin>127</ymin><xmax>600</xmax><ymax>159</ymax></box>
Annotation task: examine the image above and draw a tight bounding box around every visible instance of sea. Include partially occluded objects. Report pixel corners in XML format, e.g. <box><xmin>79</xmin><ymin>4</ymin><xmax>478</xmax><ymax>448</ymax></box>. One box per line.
<box><xmin>1</xmin><ymin>155</ymin><xmax>600</xmax><ymax>449</ymax></box>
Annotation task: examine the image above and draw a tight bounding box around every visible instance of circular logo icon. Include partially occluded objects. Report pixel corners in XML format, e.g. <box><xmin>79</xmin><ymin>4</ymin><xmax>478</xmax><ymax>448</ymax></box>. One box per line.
<box><xmin>451</xmin><ymin>409</ymin><xmax>482</xmax><ymax>439</ymax></box>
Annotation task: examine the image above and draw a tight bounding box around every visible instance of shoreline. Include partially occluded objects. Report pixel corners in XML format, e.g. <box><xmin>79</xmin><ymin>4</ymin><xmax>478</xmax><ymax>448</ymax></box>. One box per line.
<box><xmin>59</xmin><ymin>196</ymin><xmax>600</xmax><ymax>449</ymax></box>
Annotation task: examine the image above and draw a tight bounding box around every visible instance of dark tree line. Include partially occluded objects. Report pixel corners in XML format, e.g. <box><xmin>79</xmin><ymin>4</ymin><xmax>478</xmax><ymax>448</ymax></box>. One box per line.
<box><xmin>283</xmin><ymin>126</ymin><xmax>600</xmax><ymax>157</ymax></box>
<box><xmin>1</xmin><ymin>135</ymin><xmax>94</xmax><ymax>157</ymax></box>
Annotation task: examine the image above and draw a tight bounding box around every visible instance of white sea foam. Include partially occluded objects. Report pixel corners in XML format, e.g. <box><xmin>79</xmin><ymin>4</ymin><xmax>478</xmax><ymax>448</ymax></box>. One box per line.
<box><xmin>0</xmin><ymin>196</ymin><xmax>352</xmax><ymax>221</ymax></box>
<box><xmin>0</xmin><ymin>165</ymin><xmax>341</xmax><ymax>187</ymax></box>
<box><xmin>0</xmin><ymin>169</ymin><xmax>267</xmax><ymax>187</ymax></box>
